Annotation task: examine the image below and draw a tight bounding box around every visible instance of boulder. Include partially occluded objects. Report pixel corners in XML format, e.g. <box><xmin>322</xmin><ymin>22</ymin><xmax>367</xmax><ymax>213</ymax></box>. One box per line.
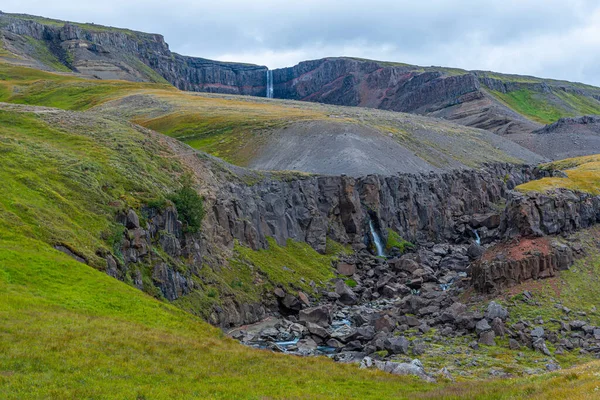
<box><xmin>384</xmin><ymin>336</ymin><xmax>409</xmax><ymax>355</ymax></box>
<box><xmin>335</xmin><ymin>281</ymin><xmax>358</xmax><ymax>305</ymax></box>
<box><xmin>533</xmin><ymin>338</ymin><xmax>551</xmax><ymax>356</ymax></box>
<box><xmin>531</xmin><ymin>327</ymin><xmax>545</xmax><ymax>339</ymax></box>
<box><xmin>337</xmin><ymin>263</ymin><xmax>356</xmax><ymax>276</ymax></box>
<box><xmin>374</xmin><ymin>315</ymin><xmax>396</xmax><ymax>332</ymax></box>
<box><xmin>299</xmin><ymin>305</ymin><xmax>330</xmax><ymax>326</ymax></box>
<box><xmin>307</xmin><ymin>322</ymin><xmax>329</xmax><ymax>339</ymax></box>
<box><xmin>479</xmin><ymin>330</ymin><xmax>496</xmax><ymax>346</ymax></box>
<box><xmin>485</xmin><ymin>301</ymin><xmax>509</xmax><ymax>321</ymax></box>
<box><xmin>281</xmin><ymin>294</ymin><xmax>302</xmax><ymax>312</ymax></box>
<box><xmin>476</xmin><ymin>319</ymin><xmax>492</xmax><ymax>334</ymax></box>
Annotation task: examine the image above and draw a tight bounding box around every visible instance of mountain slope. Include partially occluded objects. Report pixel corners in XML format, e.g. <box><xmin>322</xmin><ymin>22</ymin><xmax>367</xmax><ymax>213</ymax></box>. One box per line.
<box><xmin>0</xmin><ymin>62</ymin><xmax>545</xmax><ymax>176</ymax></box>
<box><xmin>0</xmin><ymin>12</ymin><xmax>268</xmax><ymax>94</ymax></box>
<box><xmin>2</xmin><ymin>12</ymin><xmax>600</xmax><ymax>144</ymax></box>
<box><xmin>273</xmin><ymin>57</ymin><xmax>600</xmax><ymax>135</ymax></box>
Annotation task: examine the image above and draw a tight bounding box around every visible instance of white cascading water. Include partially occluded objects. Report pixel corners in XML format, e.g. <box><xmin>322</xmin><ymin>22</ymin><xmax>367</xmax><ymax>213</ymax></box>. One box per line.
<box><xmin>369</xmin><ymin>219</ymin><xmax>385</xmax><ymax>257</ymax></box>
<box><xmin>266</xmin><ymin>69</ymin><xmax>274</xmax><ymax>98</ymax></box>
<box><xmin>473</xmin><ymin>228</ymin><xmax>481</xmax><ymax>245</ymax></box>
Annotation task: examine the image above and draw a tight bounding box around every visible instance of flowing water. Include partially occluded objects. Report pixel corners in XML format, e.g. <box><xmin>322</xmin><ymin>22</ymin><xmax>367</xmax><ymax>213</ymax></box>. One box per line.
<box><xmin>369</xmin><ymin>219</ymin><xmax>385</xmax><ymax>257</ymax></box>
<box><xmin>472</xmin><ymin>228</ymin><xmax>481</xmax><ymax>245</ymax></box>
<box><xmin>266</xmin><ymin>70</ymin><xmax>274</xmax><ymax>98</ymax></box>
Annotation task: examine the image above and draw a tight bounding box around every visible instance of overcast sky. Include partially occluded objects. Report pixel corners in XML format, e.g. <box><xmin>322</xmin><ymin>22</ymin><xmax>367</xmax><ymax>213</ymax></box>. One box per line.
<box><xmin>3</xmin><ymin>0</ymin><xmax>600</xmax><ymax>85</ymax></box>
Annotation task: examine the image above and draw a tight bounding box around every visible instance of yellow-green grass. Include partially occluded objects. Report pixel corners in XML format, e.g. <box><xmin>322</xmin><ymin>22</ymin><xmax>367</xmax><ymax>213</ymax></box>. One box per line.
<box><xmin>0</xmin><ymin>103</ymin><xmax>345</xmax><ymax>320</ymax></box>
<box><xmin>0</xmin><ymin>62</ymin><xmax>530</xmax><ymax>171</ymax></box>
<box><xmin>0</xmin><ymin>62</ymin><xmax>174</xmax><ymax>110</ymax></box>
<box><xmin>132</xmin><ymin>91</ymin><xmax>332</xmax><ymax>166</ymax></box>
<box><xmin>517</xmin><ymin>154</ymin><xmax>600</xmax><ymax>194</ymax></box>
<box><xmin>0</xmin><ymin>107</ymin><xmax>184</xmax><ymax>268</ymax></box>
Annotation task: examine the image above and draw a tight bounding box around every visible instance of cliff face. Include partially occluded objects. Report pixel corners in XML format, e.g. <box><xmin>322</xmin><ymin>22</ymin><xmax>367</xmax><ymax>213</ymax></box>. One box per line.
<box><xmin>107</xmin><ymin>161</ymin><xmax>550</xmax><ymax>327</ymax></box>
<box><xmin>272</xmin><ymin>58</ymin><xmax>600</xmax><ymax>136</ymax></box>
<box><xmin>211</xmin><ymin>164</ymin><xmax>546</xmax><ymax>254</ymax></box>
<box><xmin>0</xmin><ymin>13</ymin><xmax>268</xmax><ymax>94</ymax></box>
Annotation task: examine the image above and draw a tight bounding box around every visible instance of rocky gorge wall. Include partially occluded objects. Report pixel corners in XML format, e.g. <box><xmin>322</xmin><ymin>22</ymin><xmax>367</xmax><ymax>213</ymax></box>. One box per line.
<box><xmin>469</xmin><ymin>187</ymin><xmax>600</xmax><ymax>293</ymax></box>
<box><xmin>211</xmin><ymin>164</ymin><xmax>550</xmax><ymax>255</ymax></box>
<box><xmin>105</xmin><ymin>162</ymin><xmax>555</xmax><ymax>327</ymax></box>
<box><xmin>501</xmin><ymin>190</ymin><xmax>600</xmax><ymax>238</ymax></box>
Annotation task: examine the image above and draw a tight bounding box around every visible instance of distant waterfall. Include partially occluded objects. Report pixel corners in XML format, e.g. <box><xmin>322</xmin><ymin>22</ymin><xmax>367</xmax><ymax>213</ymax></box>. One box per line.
<box><xmin>369</xmin><ymin>219</ymin><xmax>385</xmax><ymax>257</ymax></box>
<box><xmin>266</xmin><ymin>69</ymin><xmax>274</xmax><ymax>98</ymax></box>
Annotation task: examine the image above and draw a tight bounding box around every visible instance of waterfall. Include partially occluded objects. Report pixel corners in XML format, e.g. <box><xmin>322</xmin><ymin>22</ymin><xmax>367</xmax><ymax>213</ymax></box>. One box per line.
<box><xmin>472</xmin><ymin>228</ymin><xmax>481</xmax><ymax>245</ymax></box>
<box><xmin>369</xmin><ymin>219</ymin><xmax>385</xmax><ymax>257</ymax></box>
<box><xmin>266</xmin><ymin>69</ymin><xmax>274</xmax><ymax>99</ymax></box>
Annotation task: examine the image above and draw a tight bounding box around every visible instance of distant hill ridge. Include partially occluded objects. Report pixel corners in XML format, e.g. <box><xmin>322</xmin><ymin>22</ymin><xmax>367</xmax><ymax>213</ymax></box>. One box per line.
<box><xmin>2</xmin><ymin>11</ymin><xmax>600</xmax><ymax>137</ymax></box>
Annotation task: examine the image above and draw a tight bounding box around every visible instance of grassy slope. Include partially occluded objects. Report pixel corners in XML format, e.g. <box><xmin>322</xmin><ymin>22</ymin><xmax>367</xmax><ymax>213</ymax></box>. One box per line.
<box><xmin>516</xmin><ymin>154</ymin><xmax>600</xmax><ymax>194</ymax></box>
<box><xmin>488</xmin><ymin>89</ymin><xmax>600</xmax><ymax>125</ymax></box>
<box><xmin>2</xmin><ymin>235</ymin><xmax>600</xmax><ymax>399</ymax></box>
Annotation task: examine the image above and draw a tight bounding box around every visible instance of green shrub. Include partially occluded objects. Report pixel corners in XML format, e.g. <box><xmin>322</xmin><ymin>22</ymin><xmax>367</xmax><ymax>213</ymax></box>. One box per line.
<box><xmin>169</xmin><ymin>174</ymin><xmax>204</xmax><ymax>233</ymax></box>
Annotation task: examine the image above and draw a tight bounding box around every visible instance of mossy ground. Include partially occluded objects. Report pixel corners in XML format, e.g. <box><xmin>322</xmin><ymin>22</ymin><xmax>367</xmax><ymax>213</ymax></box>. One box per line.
<box><xmin>386</xmin><ymin>229</ymin><xmax>415</xmax><ymax>253</ymax></box>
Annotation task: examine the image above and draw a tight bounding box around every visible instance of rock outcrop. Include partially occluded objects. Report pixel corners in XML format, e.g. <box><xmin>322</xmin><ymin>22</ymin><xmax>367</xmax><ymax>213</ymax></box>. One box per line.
<box><xmin>271</xmin><ymin>58</ymin><xmax>600</xmax><ymax>135</ymax></box>
<box><xmin>501</xmin><ymin>190</ymin><xmax>600</xmax><ymax>238</ymax></box>
<box><xmin>471</xmin><ymin>238</ymin><xmax>577</xmax><ymax>293</ymax></box>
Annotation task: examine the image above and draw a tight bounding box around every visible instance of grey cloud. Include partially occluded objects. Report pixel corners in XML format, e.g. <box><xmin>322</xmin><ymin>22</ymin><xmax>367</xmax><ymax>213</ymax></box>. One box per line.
<box><xmin>3</xmin><ymin>0</ymin><xmax>600</xmax><ymax>85</ymax></box>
